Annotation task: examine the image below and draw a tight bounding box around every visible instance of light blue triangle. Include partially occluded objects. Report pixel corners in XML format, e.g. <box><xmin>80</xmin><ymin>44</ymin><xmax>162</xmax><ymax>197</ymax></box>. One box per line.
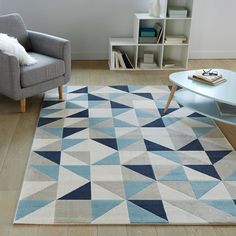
<box><xmin>40</xmin><ymin>109</ymin><xmax>61</xmax><ymax>117</ymax></box>
<box><xmin>88</xmin><ymin>100</ymin><xmax>107</xmax><ymax>108</ymax></box>
<box><xmin>155</xmin><ymin>100</ymin><xmax>170</xmax><ymax>108</ymax></box>
<box><xmin>153</xmin><ymin>151</ymin><xmax>182</xmax><ymax>164</ymax></box>
<box><xmin>66</xmin><ymin>101</ymin><xmax>84</xmax><ymax>109</ymax></box>
<box><xmin>71</xmin><ymin>94</ymin><xmax>88</xmax><ymax>101</ymax></box>
<box><xmin>113</xmin><ymin>119</ymin><xmax>137</xmax><ymax>127</ymax></box>
<box><xmin>112</xmin><ymin>108</ymin><xmax>130</xmax><ymax>116</ymax></box>
<box><xmin>93</xmin><ymin>128</ymin><xmax>115</xmax><ymax>137</ymax></box>
<box><xmin>127</xmin><ymin>201</ymin><xmax>168</xmax><ymax>223</ymax></box>
<box><xmin>62</xmin><ymin>139</ymin><xmax>86</xmax><ymax>150</ymax></box>
<box><xmin>128</xmin><ymin>85</ymin><xmax>144</xmax><ymax>92</ymax></box>
<box><xmin>160</xmin><ymin>166</ymin><xmax>188</xmax><ymax>181</ymax></box>
<box><xmin>124</xmin><ymin>181</ymin><xmax>153</xmax><ymax>198</ymax></box>
<box><xmin>117</xmin><ymin>139</ymin><xmax>140</xmax><ymax>149</ymax></box>
<box><xmin>15</xmin><ymin>200</ymin><xmax>53</xmax><ymax>220</ymax></box>
<box><xmin>33</xmin><ymin>165</ymin><xmax>59</xmax><ymax>180</ymax></box>
<box><xmin>63</xmin><ymin>165</ymin><xmax>90</xmax><ymax>180</ymax></box>
<box><xmin>191</xmin><ymin>181</ymin><xmax>219</xmax><ymax>199</ymax></box>
<box><xmin>191</xmin><ymin>117</ymin><xmax>215</xmax><ymax>126</ymax></box>
<box><xmin>42</xmin><ymin>128</ymin><xmax>63</xmax><ymax>138</ymax></box>
<box><xmin>192</xmin><ymin>127</ymin><xmax>213</xmax><ymax>138</ymax></box>
<box><xmin>202</xmin><ymin>200</ymin><xmax>236</xmax><ymax>217</ymax></box>
<box><xmin>109</xmin><ymin>93</ymin><xmax>125</xmax><ymax>100</ymax></box>
<box><xmin>92</xmin><ymin>200</ymin><xmax>123</xmax><ymax>220</ymax></box>
<box><xmin>94</xmin><ymin>152</ymin><xmax>120</xmax><ymax>165</ymax></box>
<box><xmin>162</xmin><ymin>117</ymin><xmax>181</xmax><ymax>127</ymax></box>
<box><xmin>135</xmin><ymin>109</ymin><xmax>156</xmax><ymax>118</ymax></box>
<box><xmin>224</xmin><ymin>171</ymin><xmax>236</xmax><ymax>181</ymax></box>
<box><xmin>89</xmin><ymin>118</ymin><xmax>110</xmax><ymax>127</ymax></box>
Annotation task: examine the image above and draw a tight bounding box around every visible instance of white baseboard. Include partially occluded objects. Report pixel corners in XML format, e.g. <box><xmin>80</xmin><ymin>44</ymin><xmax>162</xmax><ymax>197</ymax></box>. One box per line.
<box><xmin>189</xmin><ymin>50</ymin><xmax>236</xmax><ymax>59</ymax></box>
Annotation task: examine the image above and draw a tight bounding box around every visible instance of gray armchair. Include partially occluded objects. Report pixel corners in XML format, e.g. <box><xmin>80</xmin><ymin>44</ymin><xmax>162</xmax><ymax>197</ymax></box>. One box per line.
<box><xmin>0</xmin><ymin>13</ymin><xmax>71</xmax><ymax>112</ymax></box>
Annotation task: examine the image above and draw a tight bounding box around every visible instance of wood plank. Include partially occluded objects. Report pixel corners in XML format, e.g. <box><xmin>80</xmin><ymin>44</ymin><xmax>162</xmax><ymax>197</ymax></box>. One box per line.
<box><xmin>126</xmin><ymin>225</ymin><xmax>157</xmax><ymax>236</ymax></box>
<box><xmin>68</xmin><ymin>226</ymin><xmax>97</xmax><ymax>236</ymax></box>
<box><xmin>9</xmin><ymin>225</ymin><xmax>38</xmax><ymax>236</ymax></box>
<box><xmin>98</xmin><ymin>226</ymin><xmax>127</xmax><ymax>236</ymax></box>
<box><xmin>37</xmin><ymin>225</ymin><xmax>67</xmax><ymax>236</ymax></box>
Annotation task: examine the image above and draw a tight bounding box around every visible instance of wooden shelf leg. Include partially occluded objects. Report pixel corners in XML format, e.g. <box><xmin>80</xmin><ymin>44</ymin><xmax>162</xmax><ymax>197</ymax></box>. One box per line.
<box><xmin>20</xmin><ymin>98</ymin><xmax>26</xmax><ymax>113</ymax></box>
<box><xmin>164</xmin><ymin>84</ymin><xmax>177</xmax><ymax>113</ymax></box>
<box><xmin>58</xmin><ymin>84</ymin><xmax>63</xmax><ymax>100</ymax></box>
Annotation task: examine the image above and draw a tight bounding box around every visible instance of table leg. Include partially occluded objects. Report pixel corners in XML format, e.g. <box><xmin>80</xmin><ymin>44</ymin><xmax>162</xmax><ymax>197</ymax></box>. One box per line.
<box><xmin>164</xmin><ymin>84</ymin><xmax>177</xmax><ymax>113</ymax></box>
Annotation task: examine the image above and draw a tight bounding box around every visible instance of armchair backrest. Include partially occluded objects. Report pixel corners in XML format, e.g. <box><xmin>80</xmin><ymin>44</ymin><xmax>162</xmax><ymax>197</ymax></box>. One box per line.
<box><xmin>0</xmin><ymin>13</ymin><xmax>31</xmax><ymax>51</ymax></box>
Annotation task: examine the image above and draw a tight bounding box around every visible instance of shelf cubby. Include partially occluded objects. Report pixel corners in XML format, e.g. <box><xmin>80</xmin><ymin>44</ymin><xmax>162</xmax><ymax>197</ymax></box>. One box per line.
<box><xmin>167</xmin><ymin>0</ymin><xmax>193</xmax><ymax>18</ymax></box>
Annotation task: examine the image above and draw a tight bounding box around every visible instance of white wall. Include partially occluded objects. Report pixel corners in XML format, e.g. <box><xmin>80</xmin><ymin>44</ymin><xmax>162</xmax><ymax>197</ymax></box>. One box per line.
<box><xmin>1</xmin><ymin>0</ymin><xmax>236</xmax><ymax>59</ymax></box>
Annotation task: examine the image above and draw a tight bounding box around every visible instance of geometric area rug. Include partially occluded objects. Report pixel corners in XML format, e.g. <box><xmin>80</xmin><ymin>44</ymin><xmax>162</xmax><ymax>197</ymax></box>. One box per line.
<box><xmin>14</xmin><ymin>85</ymin><xmax>236</xmax><ymax>224</ymax></box>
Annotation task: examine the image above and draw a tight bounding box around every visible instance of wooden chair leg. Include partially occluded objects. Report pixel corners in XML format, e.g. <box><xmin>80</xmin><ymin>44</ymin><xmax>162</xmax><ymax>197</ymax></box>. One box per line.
<box><xmin>58</xmin><ymin>84</ymin><xmax>63</xmax><ymax>99</ymax></box>
<box><xmin>20</xmin><ymin>98</ymin><xmax>26</xmax><ymax>113</ymax></box>
<box><xmin>164</xmin><ymin>84</ymin><xmax>177</xmax><ymax>113</ymax></box>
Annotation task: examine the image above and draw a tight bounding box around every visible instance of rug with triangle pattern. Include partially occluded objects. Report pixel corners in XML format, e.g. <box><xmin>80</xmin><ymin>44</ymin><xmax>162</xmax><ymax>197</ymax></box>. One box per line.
<box><xmin>14</xmin><ymin>85</ymin><xmax>236</xmax><ymax>224</ymax></box>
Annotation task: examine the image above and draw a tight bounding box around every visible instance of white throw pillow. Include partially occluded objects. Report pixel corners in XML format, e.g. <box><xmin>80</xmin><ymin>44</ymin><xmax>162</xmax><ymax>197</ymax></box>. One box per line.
<box><xmin>0</xmin><ymin>33</ymin><xmax>37</xmax><ymax>66</ymax></box>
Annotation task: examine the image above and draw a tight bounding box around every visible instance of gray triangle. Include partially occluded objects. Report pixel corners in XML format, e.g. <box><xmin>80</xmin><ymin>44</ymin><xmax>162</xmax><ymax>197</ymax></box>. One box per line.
<box><xmin>124</xmin><ymin>152</ymin><xmax>150</xmax><ymax>165</ymax></box>
<box><xmin>152</xmin><ymin>164</ymin><xmax>179</xmax><ymax>180</ymax></box>
<box><xmin>122</xmin><ymin>166</ymin><xmax>154</xmax><ymax>181</ymax></box>
<box><xmin>41</xmin><ymin>119</ymin><xmax>64</xmax><ymax>128</ymax></box>
<box><xmin>179</xmin><ymin>151</ymin><xmax>211</xmax><ymax>165</ymax></box>
<box><xmin>64</xmin><ymin>151</ymin><xmax>90</xmax><ymax>165</ymax></box>
<box><xmin>199</xmin><ymin>138</ymin><xmax>232</xmax><ymax>150</ymax></box>
<box><xmin>122</xmin><ymin>140</ymin><xmax>146</xmax><ymax>151</ymax></box>
<box><xmin>130</xmin><ymin>182</ymin><xmax>162</xmax><ymax>200</ymax></box>
<box><xmin>24</xmin><ymin>183</ymin><xmax>58</xmax><ymax>200</ymax></box>
<box><xmin>89</xmin><ymin>128</ymin><xmax>114</xmax><ymax>139</ymax></box>
<box><xmin>224</xmin><ymin>181</ymin><xmax>236</xmax><ymax>199</ymax></box>
<box><xmin>29</xmin><ymin>152</ymin><xmax>58</xmax><ymax>166</ymax></box>
<box><xmin>159</xmin><ymin>181</ymin><xmax>195</xmax><ymax>198</ymax></box>
<box><xmin>119</xmin><ymin>128</ymin><xmax>142</xmax><ymax>139</ymax></box>
<box><xmin>37</xmin><ymin>140</ymin><xmax>62</xmax><ymax>151</ymax></box>
<box><xmin>25</xmin><ymin>167</ymin><xmax>54</xmax><ymax>181</ymax></box>
<box><xmin>91</xmin><ymin>118</ymin><xmax>114</xmax><ymax>128</ymax></box>
<box><xmin>64</xmin><ymin>118</ymin><xmax>88</xmax><ymax>128</ymax></box>
<box><xmin>95</xmin><ymin>181</ymin><xmax>125</xmax><ymax>198</ymax></box>
<box><xmin>35</xmin><ymin>129</ymin><xmax>58</xmax><ymax>139</ymax></box>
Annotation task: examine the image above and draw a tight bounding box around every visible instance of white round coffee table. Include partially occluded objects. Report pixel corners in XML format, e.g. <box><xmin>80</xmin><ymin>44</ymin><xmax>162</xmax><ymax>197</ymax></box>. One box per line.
<box><xmin>164</xmin><ymin>69</ymin><xmax>236</xmax><ymax>126</ymax></box>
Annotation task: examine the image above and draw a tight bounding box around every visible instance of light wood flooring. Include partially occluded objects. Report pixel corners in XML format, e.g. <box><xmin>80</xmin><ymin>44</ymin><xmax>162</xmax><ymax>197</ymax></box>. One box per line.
<box><xmin>0</xmin><ymin>60</ymin><xmax>235</xmax><ymax>236</ymax></box>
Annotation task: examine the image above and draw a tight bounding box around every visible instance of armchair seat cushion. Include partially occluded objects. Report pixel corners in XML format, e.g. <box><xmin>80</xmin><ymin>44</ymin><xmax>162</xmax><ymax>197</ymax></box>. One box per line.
<box><xmin>20</xmin><ymin>52</ymin><xmax>65</xmax><ymax>88</ymax></box>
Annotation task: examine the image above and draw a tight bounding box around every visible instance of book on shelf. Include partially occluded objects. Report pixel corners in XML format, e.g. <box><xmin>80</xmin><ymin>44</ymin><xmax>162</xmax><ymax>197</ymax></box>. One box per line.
<box><xmin>139</xmin><ymin>59</ymin><xmax>158</xmax><ymax>69</ymax></box>
<box><xmin>216</xmin><ymin>102</ymin><xmax>236</xmax><ymax>116</ymax></box>
<box><xmin>140</xmin><ymin>28</ymin><xmax>156</xmax><ymax>37</ymax></box>
<box><xmin>165</xmin><ymin>35</ymin><xmax>187</xmax><ymax>44</ymax></box>
<box><xmin>162</xmin><ymin>59</ymin><xmax>180</xmax><ymax>68</ymax></box>
<box><xmin>168</xmin><ymin>6</ymin><xmax>188</xmax><ymax>18</ymax></box>
<box><xmin>188</xmin><ymin>74</ymin><xmax>226</xmax><ymax>86</ymax></box>
<box><xmin>112</xmin><ymin>50</ymin><xmax>133</xmax><ymax>69</ymax></box>
<box><xmin>154</xmin><ymin>23</ymin><xmax>164</xmax><ymax>44</ymax></box>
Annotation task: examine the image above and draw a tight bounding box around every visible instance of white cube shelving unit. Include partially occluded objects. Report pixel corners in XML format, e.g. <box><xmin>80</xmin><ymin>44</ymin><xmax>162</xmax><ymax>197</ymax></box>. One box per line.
<box><xmin>109</xmin><ymin>0</ymin><xmax>193</xmax><ymax>71</ymax></box>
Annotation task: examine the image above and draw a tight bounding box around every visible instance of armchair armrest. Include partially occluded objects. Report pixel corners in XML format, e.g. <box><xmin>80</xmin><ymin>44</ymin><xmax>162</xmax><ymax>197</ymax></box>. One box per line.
<box><xmin>28</xmin><ymin>31</ymin><xmax>71</xmax><ymax>82</ymax></box>
<box><xmin>0</xmin><ymin>51</ymin><xmax>22</xmax><ymax>100</ymax></box>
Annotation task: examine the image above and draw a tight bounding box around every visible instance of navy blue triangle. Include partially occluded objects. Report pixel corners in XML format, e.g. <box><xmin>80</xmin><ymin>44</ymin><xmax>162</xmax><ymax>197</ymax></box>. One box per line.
<box><xmin>124</xmin><ymin>165</ymin><xmax>156</xmax><ymax>180</ymax></box>
<box><xmin>159</xmin><ymin>108</ymin><xmax>179</xmax><ymax>117</ymax></box>
<box><xmin>93</xmin><ymin>138</ymin><xmax>118</xmax><ymax>150</ymax></box>
<box><xmin>179</xmin><ymin>139</ymin><xmax>204</xmax><ymax>151</ymax></box>
<box><xmin>133</xmin><ymin>93</ymin><xmax>153</xmax><ymax>100</ymax></box>
<box><xmin>38</xmin><ymin>118</ymin><xmax>62</xmax><ymax>127</ymax></box>
<box><xmin>42</xmin><ymin>100</ymin><xmax>63</xmax><ymax>108</ymax></box>
<box><xmin>186</xmin><ymin>165</ymin><xmax>221</xmax><ymax>180</ymax></box>
<box><xmin>144</xmin><ymin>139</ymin><xmax>173</xmax><ymax>151</ymax></box>
<box><xmin>188</xmin><ymin>112</ymin><xmax>205</xmax><ymax>118</ymax></box>
<box><xmin>63</xmin><ymin>128</ymin><xmax>87</xmax><ymax>138</ymax></box>
<box><xmin>110</xmin><ymin>85</ymin><xmax>129</xmax><ymax>93</ymax></box>
<box><xmin>143</xmin><ymin>118</ymin><xmax>165</xmax><ymax>127</ymax></box>
<box><xmin>70</xmin><ymin>87</ymin><xmax>88</xmax><ymax>93</ymax></box>
<box><xmin>206</xmin><ymin>151</ymin><xmax>232</xmax><ymax>164</ymax></box>
<box><xmin>59</xmin><ymin>182</ymin><xmax>91</xmax><ymax>200</ymax></box>
<box><xmin>67</xmin><ymin>110</ymin><xmax>88</xmax><ymax>118</ymax></box>
<box><xmin>88</xmin><ymin>94</ymin><xmax>107</xmax><ymax>101</ymax></box>
<box><xmin>168</xmin><ymin>85</ymin><xmax>181</xmax><ymax>91</ymax></box>
<box><xmin>110</xmin><ymin>101</ymin><xmax>131</xmax><ymax>109</ymax></box>
<box><xmin>130</xmin><ymin>200</ymin><xmax>168</xmax><ymax>221</ymax></box>
<box><xmin>35</xmin><ymin>151</ymin><xmax>61</xmax><ymax>165</ymax></box>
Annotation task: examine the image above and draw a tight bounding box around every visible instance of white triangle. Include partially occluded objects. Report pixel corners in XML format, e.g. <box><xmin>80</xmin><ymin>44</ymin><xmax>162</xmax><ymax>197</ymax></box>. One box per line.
<box><xmin>20</xmin><ymin>181</ymin><xmax>56</xmax><ymax>199</ymax></box>
<box><xmin>200</xmin><ymin>182</ymin><xmax>232</xmax><ymax>200</ymax></box>
<box><xmin>115</xmin><ymin>110</ymin><xmax>139</xmax><ymax>126</ymax></box>
<box><xmin>157</xmin><ymin>182</ymin><xmax>195</xmax><ymax>201</ymax></box>
<box><xmin>57</xmin><ymin>166</ymin><xmax>88</xmax><ymax>199</ymax></box>
<box><xmin>66</xmin><ymin>93</ymin><xmax>85</xmax><ymax>100</ymax></box>
<box><xmin>14</xmin><ymin>201</ymin><xmax>56</xmax><ymax>224</ymax></box>
<box><xmin>32</xmin><ymin>138</ymin><xmax>60</xmax><ymax>150</ymax></box>
<box><xmin>184</xmin><ymin>166</ymin><xmax>219</xmax><ymax>181</ymax></box>
<box><xmin>91</xmin><ymin>86</ymin><xmax>126</xmax><ymax>94</ymax></box>
<box><xmin>60</xmin><ymin>152</ymin><xmax>88</xmax><ymax>166</ymax></box>
<box><xmin>163</xmin><ymin>201</ymin><xmax>207</xmax><ymax>224</ymax></box>
<box><xmin>148</xmin><ymin>152</ymin><xmax>180</xmax><ymax>166</ymax></box>
<box><xmin>92</xmin><ymin>201</ymin><xmax>130</xmax><ymax>224</ymax></box>
<box><xmin>91</xmin><ymin>183</ymin><xmax>123</xmax><ymax>200</ymax></box>
<box><xmin>66</xmin><ymin>139</ymin><xmax>116</xmax><ymax>164</ymax></box>
<box><xmin>168</xmin><ymin>107</ymin><xmax>193</xmax><ymax>117</ymax></box>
